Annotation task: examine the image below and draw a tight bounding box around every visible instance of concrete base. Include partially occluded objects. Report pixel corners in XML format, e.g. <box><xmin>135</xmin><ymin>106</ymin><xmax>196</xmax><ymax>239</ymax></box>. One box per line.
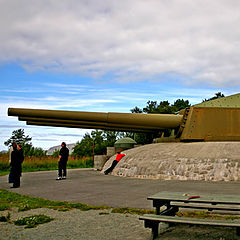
<box><xmin>101</xmin><ymin>142</ymin><xmax>240</xmax><ymax>181</ymax></box>
<box><xmin>94</xmin><ymin>155</ymin><xmax>107</xmax><ymax>170</ymax></box>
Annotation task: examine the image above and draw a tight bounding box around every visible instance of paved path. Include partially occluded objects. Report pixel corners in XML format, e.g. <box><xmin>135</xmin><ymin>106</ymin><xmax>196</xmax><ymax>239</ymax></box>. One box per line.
<box><xmin>1</xmin><ymin>169</ymin><xmax>240</xmax><ymax>209</ymax></box>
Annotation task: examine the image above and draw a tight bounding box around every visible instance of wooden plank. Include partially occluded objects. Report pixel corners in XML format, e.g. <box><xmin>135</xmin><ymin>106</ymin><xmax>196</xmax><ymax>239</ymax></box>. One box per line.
<box><xmin>139</xmin><ymin>214</ymin><xmax>240</xmax><ymax>227</ymax></box>
<box><xmin>171</xmin><ymin>202</ymin><xmax>240</xmax><ymax>211</ymax></box>
<box><xmin>148</xmin><ymin>191</ymin><xmax>240</xmax><ymax>205</ymax></box>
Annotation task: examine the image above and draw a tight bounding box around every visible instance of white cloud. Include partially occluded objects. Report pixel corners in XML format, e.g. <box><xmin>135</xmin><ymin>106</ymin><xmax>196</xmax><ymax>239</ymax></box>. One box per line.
<box><xmin>0</xmin><ymin>0</ymin><xmax>240</xmax><ymax>86</ymax></box>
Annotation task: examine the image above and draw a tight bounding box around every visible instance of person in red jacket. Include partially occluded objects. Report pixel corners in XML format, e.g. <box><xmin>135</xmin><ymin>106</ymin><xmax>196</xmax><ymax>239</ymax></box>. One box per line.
<box><xmin>104</xmin><ymin>151</ymin><xmax>126</xmax><ymax>175</ymax></box>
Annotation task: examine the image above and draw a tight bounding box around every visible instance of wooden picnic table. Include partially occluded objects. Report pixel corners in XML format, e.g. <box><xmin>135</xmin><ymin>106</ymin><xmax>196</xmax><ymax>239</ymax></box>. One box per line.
<box><xmin>147</xmin><ymin>191</ymin><xmax>240</xmax><ymax>215</ymax></box>
<box><xmin>140</xmin><ymin>191</ymin><xmax>240</xmax><ymax>239</ymax></box>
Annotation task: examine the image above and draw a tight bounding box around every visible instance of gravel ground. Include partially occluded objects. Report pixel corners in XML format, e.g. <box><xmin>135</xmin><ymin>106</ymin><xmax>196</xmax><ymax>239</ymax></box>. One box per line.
<box><xmin>1</xmin><ymin>208</ymin><xmax>240</xmax><ymax>240</ymax></box>
<box><xmin>0</xmin><ymin>208</ymin><xmax>152</xmax><ymax>240</ymax></box>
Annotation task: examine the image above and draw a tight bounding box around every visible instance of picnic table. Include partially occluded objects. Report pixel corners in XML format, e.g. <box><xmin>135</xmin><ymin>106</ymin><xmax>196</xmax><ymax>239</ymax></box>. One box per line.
<box><xmin>148</xmin><ymin>191</ymin><xmax>240</xmax><ymax>215</ymax></box>
<box><xmin>140</xmin><ymin>191</ymin><xmax>240</xmax><ymax>239</ymax></box>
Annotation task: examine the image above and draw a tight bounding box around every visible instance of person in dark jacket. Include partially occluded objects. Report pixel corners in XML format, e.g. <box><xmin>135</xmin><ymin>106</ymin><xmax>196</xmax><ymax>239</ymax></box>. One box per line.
<box><xmin>10</xmin><ymin>142</ymin><xmax>21</xmax><ymax>188</ymax></box>
<box><xmin>17</xmin><ymin>144</ymin><xmax>24</xmax><ymax>176</ymax></box>
<box><xmin>8</xmin><ymin>146</ymin><xmax>14</xmax><ymax>184</ymax></box>
<box><xmin>56</xmin><ymin>142</ymin><xmax>69</xmax><ymax>180</ymax></box>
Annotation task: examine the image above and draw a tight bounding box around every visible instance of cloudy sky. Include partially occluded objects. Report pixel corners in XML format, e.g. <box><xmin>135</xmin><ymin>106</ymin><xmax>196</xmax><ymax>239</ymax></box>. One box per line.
<box><xmin>1</xmin><ymin>0</ymin><xmax>240</xmax><ymax>151</ymax></box>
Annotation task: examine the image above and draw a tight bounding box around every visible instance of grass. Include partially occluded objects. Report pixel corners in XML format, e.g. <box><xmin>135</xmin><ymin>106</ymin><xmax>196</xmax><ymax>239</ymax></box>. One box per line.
<box><xmin>112</xmin><ymin>207</ymin><xmax>154</xmax><ymax>215</ymax></box>
<box><xmin>14</xmin><ymin>214</ymin><xmax>54</xmax><ymax>228</ymax></box>
<box><xmin>1</xmin><ymin>190</ymin><xmax>240</xmax><ymax>239</ymax></box>
<box><xmin>1</xmin><ymin>189</ymin><xmax>240</xmax><ymax>222</ymax></box>
<box><xmin>177</xmin><ymin>211</ymin><xmax>240</xmax><ymax>220</ymax></box>
<box><xmin>0</xmin><ymin>153</ymin><xmax>93</xmax><ymax>176</ymax></box>
<box><xmin>0</xmin><ymin>189</ymin><xmax>155</xmax><ymax>214</ymax></box>
<box><xmin>0</xmin><ymin>189</ymin><xmax>109</xmax><ymax>212</ymax></box>
<box><xmin>0</xmin><ymin>212</ymin><xmax>10</xmax><ymax>222</ymax></box>
<box><xmin>0</xmin><ymin>171</ymin><xmax>9</xmax><ymax>176</ymax></box>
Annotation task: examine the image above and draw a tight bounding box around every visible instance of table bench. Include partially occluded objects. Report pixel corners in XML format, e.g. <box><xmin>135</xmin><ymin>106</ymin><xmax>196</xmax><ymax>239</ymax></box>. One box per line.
<box><xmin>140</xmin><ymin>214</ymin><xmax>240</xmax><ymax>239</ymax></box>
<box><xmin>139</xmin><ymin>192</ymin><xmax>240</xmax><ymax>239</ymax></box>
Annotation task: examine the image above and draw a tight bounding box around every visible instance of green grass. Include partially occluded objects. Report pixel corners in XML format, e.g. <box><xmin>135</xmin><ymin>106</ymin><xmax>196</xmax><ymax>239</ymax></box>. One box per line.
<box><xmin>1</xmin><ymin>189</ymin><xmax>240</xmax><ymax>222</ymax></box>
<box><xmin>177</xmin><ymin>211</ymin><xmax>240</xmax><ymax>220</ymax></box>
<box><xmin>0</xmin><ymin>189</ymin><xmax>154</xmax><ymax>214</ymax></box>
<box><xmin>14</xmin><ymin>214</ymin><xmax>54</xmax><ymax>228</ymax></box>
<box><xmin>0</xmin><ymin>153</ymin><xmax>93</xmax><ymax>175</ymax></box>
<box><xmin>0</xmin><ymin>189</ymin><xmax>109</xmax><ymax>212</ymax></box>
<box><xmin>111</xmin><ymin>207</ymin><xmax>155</xmax><ymax>215</ymax></box>
<box><xmin>0</xmin><ymin>171</ymin><xmax>9</xmax><ymax>176</ymax></box>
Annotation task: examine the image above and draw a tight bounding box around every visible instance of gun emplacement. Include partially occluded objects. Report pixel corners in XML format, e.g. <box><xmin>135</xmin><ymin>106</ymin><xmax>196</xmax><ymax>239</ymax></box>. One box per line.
<box><xmin>8</xmin><ymin>93</ymin><xmax>240</xmax><ymax>142</ymax></box>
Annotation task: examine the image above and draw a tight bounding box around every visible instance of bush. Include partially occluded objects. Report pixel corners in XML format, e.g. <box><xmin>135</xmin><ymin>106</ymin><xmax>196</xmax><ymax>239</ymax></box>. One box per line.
<box><xmin>14</xmin><ymin>214</ymin><xmax>54</xmax><ymax>228</ymax></box>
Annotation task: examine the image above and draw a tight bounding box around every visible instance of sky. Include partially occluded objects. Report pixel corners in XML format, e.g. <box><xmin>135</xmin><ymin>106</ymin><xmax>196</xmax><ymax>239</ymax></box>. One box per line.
<box><xmin>1</xmin><ymin>0</ymin><xmax>240</xmax><ymax>151</ymax></box>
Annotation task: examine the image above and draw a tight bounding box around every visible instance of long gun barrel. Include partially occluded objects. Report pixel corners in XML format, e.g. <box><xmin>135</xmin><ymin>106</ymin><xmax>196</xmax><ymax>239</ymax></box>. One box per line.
<box><xmin>8</xmin><ymin>108</ymin><xmax>183</xmax><ymax>131</ymax></box>
<box><xmin>8</xmin><ymin>93</ymin><xmax>240</xmax><ymax>141</ymax></box>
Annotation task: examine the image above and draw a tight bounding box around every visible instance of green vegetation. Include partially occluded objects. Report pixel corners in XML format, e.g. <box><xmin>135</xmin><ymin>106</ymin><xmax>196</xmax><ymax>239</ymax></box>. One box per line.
<box><xmin>112</xmin><ymin>207</ymin><xmax>154</xmax><ymax>215</ymax></box>
<box><xmin>14</xmin><ymin>214</ymin><xmax>54</xmax><ymax>228</ymax></box>
<box><xmin>130</xmin><ymin>99</ymin><xmax>191</xmax><ymax>143</ymax></box>
<box><xmin>0</xmin><ymin>154</ymin><xmax>10</xmax><ymax>176</ymax></box>
<box><xmin>1</xmin><ymin>189</ymin><xmax>238</xmax><ymax>222</ymax></box>
<box><xmin>4</xmin><ymin>129</ymin><xmax>46</xmax><ymax>157</ymax></box>
<box><xmin>203</xmin><ymin>92</ymin><xmax>225</xmax><ymax>102</ymax></box>
<box><xmin>0</xmin><ymin>212</ymin><xmax>10</xmax><ymax>222</ymax></box>
<box><xmin>4</xmin><ymin>129</ymin><xmax>32</xmax><ymax>148</ymax></box>
<box><xmin>177</xmin><ymin>211</ymin><xmax>240</xmax><ymax>220</ymax></box>
<box><xmin>131</xmin><ymin>99</ymin><xmax>190</xmax><ymax>114</ymax></box>
<box><xmin>0</xmin><ymin>190</ymin><xmax>152</xmax><ymax>214</ymax></box>
<box><xmin>0</xmin><ymin>153</ymin><xmax>93</xmax><ymax>176</ymax></box>
<box><xmin>0</xmin><ymin>189</ymin><xmax>109</xmax><ymax>212</ymax></box>
<box><xmin>72</xmin><ymin>130</ymin><xmax>121</xmax><ymax>157</ymax></box>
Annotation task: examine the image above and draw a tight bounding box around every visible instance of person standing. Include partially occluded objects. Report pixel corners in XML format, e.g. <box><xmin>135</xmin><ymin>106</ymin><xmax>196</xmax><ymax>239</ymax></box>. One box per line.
<box><xmin>17</xmin><ymin>144</ymin><xmax>24</xmax><ymax>177</ymax></box>
<box><xmin>10</xmin><ymin>142</ymin><xmax>21</xmax><ymax>188</ymax></box>
<box><xmin>104</xmin><ymin>151</ymin><xmax>126</xmax><ymax>175</ymax></box>
<box><xmin>8</xmin><ymin>146</ymin><xmax>14</xmax><ymax>183</ymax></box>
<box><xmin>56</xmin><ymin>142</ymin><xmax>69</xmax><ymax>180</ymax></box>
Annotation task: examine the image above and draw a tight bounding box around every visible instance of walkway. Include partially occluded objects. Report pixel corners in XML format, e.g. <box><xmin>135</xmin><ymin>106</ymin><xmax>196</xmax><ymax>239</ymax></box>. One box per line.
<box><xmin>1</xmin><ymin>169</ymin><xmax>240</xmax><ymax>209</ymax></box>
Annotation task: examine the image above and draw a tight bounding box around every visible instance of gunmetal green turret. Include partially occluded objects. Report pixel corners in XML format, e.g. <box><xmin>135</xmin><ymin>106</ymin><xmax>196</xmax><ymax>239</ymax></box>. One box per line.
<box><xmin>8</xmin><ymin>93</ymin><xmax>240</xmax><ymax>141</ymax></box>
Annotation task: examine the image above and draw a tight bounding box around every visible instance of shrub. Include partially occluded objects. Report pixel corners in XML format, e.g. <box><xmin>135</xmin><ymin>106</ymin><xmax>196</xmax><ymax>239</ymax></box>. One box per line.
<box><xmin>14</xmin><ymin>214</ymin><xmax>54</xmax><ymax>228</ymax></box>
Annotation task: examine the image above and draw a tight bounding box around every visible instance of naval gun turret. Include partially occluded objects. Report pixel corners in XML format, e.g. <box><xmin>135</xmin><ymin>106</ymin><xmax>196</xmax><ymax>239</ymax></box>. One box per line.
<box><xmin>8</xmin><ymin>93</ymin><xmax>240</xmax><ymax>142</ymax></box>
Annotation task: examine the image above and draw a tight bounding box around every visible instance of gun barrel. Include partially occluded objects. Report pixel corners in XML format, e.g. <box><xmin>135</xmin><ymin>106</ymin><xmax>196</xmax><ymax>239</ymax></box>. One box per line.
<box><xmin>26</xmin><ymin>121</ymin><xmax>154</xmax><ymax>133</ymax></box>
<box><xmin>19</xmin><ymin>117</ymin><xmax>161</xmax><ymax>130</ymax></box>
<box><xmin>8</xmin><ymin>108</ymin><xmax>183</xmax><ymax>129</ymax></box>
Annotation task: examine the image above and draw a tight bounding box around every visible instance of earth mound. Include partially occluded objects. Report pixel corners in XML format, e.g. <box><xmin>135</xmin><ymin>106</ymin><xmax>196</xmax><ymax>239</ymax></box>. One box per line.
<box><xmin>102</xmin><ymin>142</ymin><xmax>240</xmax><ymax>181</ymax></box>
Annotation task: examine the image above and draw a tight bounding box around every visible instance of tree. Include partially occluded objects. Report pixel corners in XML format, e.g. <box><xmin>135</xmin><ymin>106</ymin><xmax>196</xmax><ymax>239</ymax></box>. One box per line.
<box><xmin>102</xmin><ymin>131</ymin><xmax>119</xmax><ymax>147</ymax></box>
<box><xmin>130</xmin><ymin>106</ymin><xmax>143</xmax><ymax>113</ymax></box>
<box><xmin>91</xmin><ymin>130</ymin><xmax>106</xmax><ymax>155</ymax></box>
<box><xmin>143</xmin><ymin>101</ymin><xmax>159</xmax><ymax>113</ymax></box>
<box><xmin>203</xmin><ymin>92</ymin><xmax>225</xmax><ymax>102</ymax></box>
<box><xmin>72</xmin><ymin>130</ymin><xmax>124</xmax><ymax>158</ymax></box>
<box><xmin>157</xmin><ymin>101</ymin><xmax>172</xmax><ymax>114</ymax></box>
<box><xmin>33</xmin><ymin>147</ymin><xmax>46</xmax><ymax>157</ymax></box>
<box><xmin>129</xmin><ymin>98</ymin><xmax>190</xmax><ymax>143</ymax></box>
<box><xmin>4</xmin><ymin>129</ymin><xmax>46</xmax><ymax>157</ymax></box>
<box><xmin>72</xmin><ymin>133</ymin><xmax>93</xmax><ymax>157</ymax></box>
<box><xmin>52</xmin><ymin>149</ymin><xmax>60</xmax><ymax>158</ymax></box>
<box><xmin>4</xmin><ymin>129</ymin><xmax>32</xmax><ymax>147</ymax></box>
<box><xmin>172</xmin><ymin>99</ymin><xmax>190</xmax><ymax>112</ymax></box>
